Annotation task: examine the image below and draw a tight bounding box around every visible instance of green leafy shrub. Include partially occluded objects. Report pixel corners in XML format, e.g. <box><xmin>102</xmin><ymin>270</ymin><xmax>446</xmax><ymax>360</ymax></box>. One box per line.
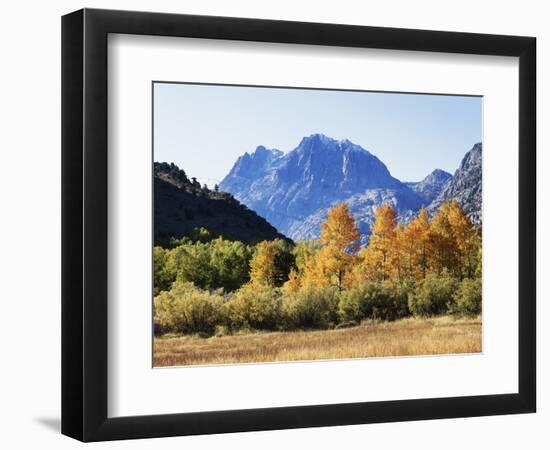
<box><xmin>451</xmin><ymin>278</ymin><xmax>482</xmax><ymax>316</ymax></box>
<box><xmin>249</xmin><ymin>239</ymin><xmax>296</xmax><ymax>287</ymax></box>
<box><xmin>338</xmin><ymin>281</ymin><xmax>410</xmax><ymax>323</ymax></box>
<box><xmin>171</xmin><ymin>237</ymin><xmax>254</xmax><ymax>292</ymax></box>
<box><xmin>153</xmin><ymin>246</ymin><xmax>177</xmax><ymax>295</ymax></box>
<box><xmin>226</xmin><ymin>283</ymin><xmax>282</xmax><ymax>330</ymax></box>
<box><xmin>154</xmin><ymin>282</ymin><xmax>224</xmax><ymax>335</ymax></box>
<box><xmin>408</xmin><ymin>272</ymin><xmax>458</xmax><ymax>317</ymax></box>
<box><xmin>282</xmin><ymin>286</ymin><xmax>339</xmax><ymax>329</ymax></box>
<box><xmin>387</xmin><ymin>281</ymin><xmax>413</xmax><ymax>320</ymax></box>
<box><xmin>338</xmin><ymin>283</ymin><xmax>369</xmax><ymax>323</ymax></box>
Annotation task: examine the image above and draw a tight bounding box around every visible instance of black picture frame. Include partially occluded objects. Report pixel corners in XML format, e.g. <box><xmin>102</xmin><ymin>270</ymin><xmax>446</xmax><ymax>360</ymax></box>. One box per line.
<box><xmin>62</xmin><ymin>8</ymin><xmax>536</xmax><ymax>442</ymax></box>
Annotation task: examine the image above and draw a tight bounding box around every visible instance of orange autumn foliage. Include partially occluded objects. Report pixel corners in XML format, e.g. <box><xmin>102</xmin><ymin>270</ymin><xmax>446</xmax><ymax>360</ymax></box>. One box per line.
<box><xmin>301</xmin><ymin>203</ymin><xmax>360</xmax><ymax>290</ymax></box>
<box><xmin>362</xmin><ymin>204</ymin><xmax>397</xmax><ymax>281</ymax></box>
<box><xmin>292</xmin><ymin>200</ymin><xmax>480</xmax><ymax>289</ymax></box>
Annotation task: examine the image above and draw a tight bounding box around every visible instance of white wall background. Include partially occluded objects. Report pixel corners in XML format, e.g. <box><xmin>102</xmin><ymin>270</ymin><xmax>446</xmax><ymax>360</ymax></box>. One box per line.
<box><xmin>0</xmin><ymin>0</ymin><xmax>546</xmax><ymax>448</ymax></box>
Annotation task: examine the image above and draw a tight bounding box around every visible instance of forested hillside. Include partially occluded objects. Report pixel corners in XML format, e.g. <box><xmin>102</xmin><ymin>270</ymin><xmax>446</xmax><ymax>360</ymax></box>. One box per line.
<box><xmin>154</xmin><ymin>162</ymin><xmax>288</xmax><ymax>246</ymax></box>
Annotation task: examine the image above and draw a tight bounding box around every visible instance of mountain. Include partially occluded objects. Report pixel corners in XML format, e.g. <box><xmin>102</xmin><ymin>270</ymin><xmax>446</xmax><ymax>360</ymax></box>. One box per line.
<box><xmin>427</xmin><ymin>142</ymin><xmax>482</xmax><ymax>224</ymax></box>
<box><xmin>223</xmin><ymin>145</ymin><xmax>284</xmax><ymax>182</ymax></box>
<box><xmin>154</xmin><ymin>162</ymin><xmax>288</xmax><ymax>246</ymax></box>
<box><xmin>405</xmin><ymin>169</ymin><xmax>452</xmax><ymax>206</ymax></box>
<box><xmin>220</xmin><ymin>134</ymin><xmax>425</xmax><ymax>242</ymax></box>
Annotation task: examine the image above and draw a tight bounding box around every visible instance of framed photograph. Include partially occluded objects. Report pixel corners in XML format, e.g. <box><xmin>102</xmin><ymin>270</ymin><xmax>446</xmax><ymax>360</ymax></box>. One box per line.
<box><xmin>62</xmin><ymin>8</ymin><xmax>536</xmax><ymax>441</ymax></box>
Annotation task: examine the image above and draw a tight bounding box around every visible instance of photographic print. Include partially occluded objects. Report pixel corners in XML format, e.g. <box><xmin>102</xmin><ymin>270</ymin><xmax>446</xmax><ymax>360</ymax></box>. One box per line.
<box><xmin>153</xmin><ymin>82</ymin><xmax>482</xmax><ymax>367</ymax></box>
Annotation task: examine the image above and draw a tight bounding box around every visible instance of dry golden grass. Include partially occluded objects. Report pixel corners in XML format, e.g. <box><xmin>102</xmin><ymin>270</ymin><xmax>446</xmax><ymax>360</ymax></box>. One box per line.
<box><xmin>154</xmin><ymin>316</ymin><xmax>482</xmax><ymax>367</ymax></box>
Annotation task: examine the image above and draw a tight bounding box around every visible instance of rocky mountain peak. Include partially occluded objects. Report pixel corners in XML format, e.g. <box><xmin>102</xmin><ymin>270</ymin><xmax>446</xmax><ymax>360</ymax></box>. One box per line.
<box><xmin>406</xmin><ymin>168</ymin><xmax>452</xmax><ymax>206</ymax></box>
<box><xmin>219</xmin><ymin>136</ymin><xmax>482</xmax><ymax>241</ymax></box>
<box><xmin>220</xmin><ymin>135</ymin><xmax>411</xmax><ymax>238</ymax></box>
<box><xmin>429</xmin><ymin>168</ymin><xmax>453</xmax><ymax>181</ymax></box>
<box><xmin>427</xmin><ymin>142</ymin><xmax>482</xmax><ymax>224</ymax></box>
<box><xmin>225</xmin><ymin>145</ymin><xmax>283</xmax><ymax>180</ymax></box>
<box><xmin>458</xmin><ymin>142</ymin><xmax>482</xmax><ymax>170</ymax></box>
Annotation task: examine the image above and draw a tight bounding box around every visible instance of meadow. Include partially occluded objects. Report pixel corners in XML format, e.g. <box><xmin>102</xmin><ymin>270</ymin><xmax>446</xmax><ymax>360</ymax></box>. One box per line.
<box><xmin>154</xmin><ymin>315</ymin><xmax>481</xmax><ymax>367</ymax></box>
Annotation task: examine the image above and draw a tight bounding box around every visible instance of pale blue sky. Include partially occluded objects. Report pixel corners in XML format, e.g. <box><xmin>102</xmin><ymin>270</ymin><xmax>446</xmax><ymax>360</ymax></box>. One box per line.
<box><xmin>153</xmin><ymin>82</ymin><xmax>482</xmax><ymax>187</ymax></box>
